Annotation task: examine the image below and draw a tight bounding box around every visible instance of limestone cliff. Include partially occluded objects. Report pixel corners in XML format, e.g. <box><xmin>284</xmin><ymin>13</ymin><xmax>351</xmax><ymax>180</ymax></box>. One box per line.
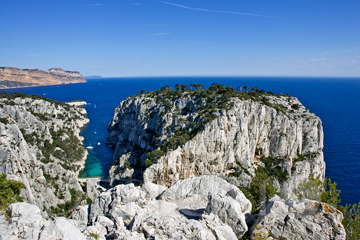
<box><xmin>0</xmin><ymin>67</ymin><xmax>86</xmax><ymax>89</ymax></box>
<box><xmin>106</xmin><ymin>84</ymin><xmax>325</xmax><ymax>199</ymax></box>
<box><xmin>0</xmin><ymin>92</ymin><xmax>97</xmax><ymax>217</ymax></box>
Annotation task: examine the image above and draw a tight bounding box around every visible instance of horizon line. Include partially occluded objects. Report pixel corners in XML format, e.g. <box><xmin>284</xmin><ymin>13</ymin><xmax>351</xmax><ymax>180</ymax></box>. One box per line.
<box><xmin>85</xmin><ymin>75</ymin><xmax>360</xmax><ymax>79</ymax></box>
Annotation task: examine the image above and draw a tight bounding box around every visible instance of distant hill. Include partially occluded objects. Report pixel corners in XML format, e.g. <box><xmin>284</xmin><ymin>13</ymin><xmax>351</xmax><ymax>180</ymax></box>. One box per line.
<box><xmin>0</xmin><ymin>67</ymin><xmax>87</xmax><ymax>89</ymax></box>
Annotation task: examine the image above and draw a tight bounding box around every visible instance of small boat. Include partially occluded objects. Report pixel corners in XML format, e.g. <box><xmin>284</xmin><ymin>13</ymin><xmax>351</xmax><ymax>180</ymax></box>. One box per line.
<box><xmin>86</xmin><ymin>146</ymin><xmax>93</xmax><ymax>149</ymax></box>
<box><xmin>94</xmin><ymin>132</ymin><xmax>97</xmax><ymax>134</ymax></box>
<box><xmin>97</xmin><ymin>142</ymin><xmax>100</xmax><ymax>145</ymax></box>
<box><xmin>94</xmin><ymin>104</ymin><xmax>96</xmax><ymax>108</ymax></box>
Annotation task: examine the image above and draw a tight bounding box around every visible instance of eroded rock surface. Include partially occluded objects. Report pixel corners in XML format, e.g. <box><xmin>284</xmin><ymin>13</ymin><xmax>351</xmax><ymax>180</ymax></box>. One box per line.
<box><xmin>249</xmin><ymin>196</ymin><xmax>346</xmax><ymax>240</ymax></box>
<box><xmin>72</xmin><ymin>175</ymin><xmax>249</xmax><ymax>239</ymax></box>
<box><xmin>0</xmin><ymin>177</ymin><xmax>347</xmax><ymax>240</ymax></box>
<box><xmin>0</xmin><ymin>202</ymin><xmax>86</xmax><ymax>240</ymax></box>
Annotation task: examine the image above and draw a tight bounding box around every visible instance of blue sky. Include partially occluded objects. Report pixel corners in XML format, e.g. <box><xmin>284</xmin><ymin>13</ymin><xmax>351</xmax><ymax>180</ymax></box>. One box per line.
<box><xmin>0</xmin><ymin>0</ymin><xmax>359</xmax><ymax>77</ymax></box>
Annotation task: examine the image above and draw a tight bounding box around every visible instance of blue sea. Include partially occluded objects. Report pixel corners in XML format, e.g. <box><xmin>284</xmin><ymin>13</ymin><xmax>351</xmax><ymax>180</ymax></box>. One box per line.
<box><xmin>2</xmin><ymin>77</ymin><xmax>360</xmax><ymax>205</ymax></box>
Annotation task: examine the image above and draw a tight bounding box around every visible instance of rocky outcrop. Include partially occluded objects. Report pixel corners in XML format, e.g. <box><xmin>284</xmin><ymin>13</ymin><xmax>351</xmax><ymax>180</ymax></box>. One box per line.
<box><xmin>0</xmin><ymin>94</ymin><xmax>97</xmax><ymax>217</ymax></box>
<box><xmin>249</xmin><ymin>196</ymin><xmax>346</xmax><ymax>239</ymax></box>
<box><xmin>72</xmin><ymin>175</ymin><xmax>250</xmax><ymax>239</ymax></box>
<box><xmin>106</xmin><ymin>87</ymin><xmax>325</xmax><ymax>198</ymax></box>
<box><xmin>0</xmin><ymin>67</ymin><xmax>86</xmax><ymax>89</ymax></box>
<box><xmin>0</xmin><ymin>202</ymin><xmax>87</xmax><ymax>240</ymax></box>
<box><xmin>0</xmin><ymin>176</ymin><xmax>347</xmax><ymax>239</ymax></box>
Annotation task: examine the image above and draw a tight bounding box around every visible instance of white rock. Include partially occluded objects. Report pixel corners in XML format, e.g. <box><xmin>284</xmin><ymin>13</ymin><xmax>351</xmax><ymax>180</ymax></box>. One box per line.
<box><xmin>250</xmin><ymin>198</ymin><xmax>346</xmax><ymax>240</ymax></box>
<box><xmin>39</xmin><ymin>217</ymin><xmax>87</xmax><ymax>240</ymax></box>
<box><xmin>205</xmin><ymin>193</ymin><xmax>248</xmax><ymax>238</ymax></box>
<box><xmin>141</xmin><ymin>181</ymin><xmax>166</xmax><ymax>199</ymax></box>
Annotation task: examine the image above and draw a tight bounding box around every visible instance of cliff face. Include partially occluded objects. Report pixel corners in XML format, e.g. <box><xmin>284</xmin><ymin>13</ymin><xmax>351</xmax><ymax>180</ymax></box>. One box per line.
<box><xmin>106</xmin><ymin>87</ymin><xmax>325</xmax><ymax>198</ymax></box>
<box><xmin>0</xmin><ymin>93</ymin><xmax>97</xmax><ymax>217</ymax></box>
<box><xmin>0</xmin><ymin>67</ymin><xmax>86</xmax><ymax>89</ymax></box>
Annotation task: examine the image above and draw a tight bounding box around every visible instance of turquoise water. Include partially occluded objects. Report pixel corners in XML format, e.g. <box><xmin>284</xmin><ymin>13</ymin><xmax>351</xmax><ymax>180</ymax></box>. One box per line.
<box><xmin>2</xmin><ymin>76</ymin><xmax>360</xmax><ymax>204</ymax></box>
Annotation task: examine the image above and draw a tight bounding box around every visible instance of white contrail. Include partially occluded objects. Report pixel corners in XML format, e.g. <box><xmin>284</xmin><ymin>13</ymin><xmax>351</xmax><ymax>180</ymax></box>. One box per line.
<box><xmin>161</xmin><ymin>1</ymin><xmax>286</xmax><ymax>19</ymax></box>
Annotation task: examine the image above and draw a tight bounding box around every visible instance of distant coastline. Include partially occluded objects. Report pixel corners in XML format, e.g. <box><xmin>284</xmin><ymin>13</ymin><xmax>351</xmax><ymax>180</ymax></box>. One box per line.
<box><xmin>0</xmin><ymin>67</ymin><xmax>87</xmax><ymax>89</ymax></box>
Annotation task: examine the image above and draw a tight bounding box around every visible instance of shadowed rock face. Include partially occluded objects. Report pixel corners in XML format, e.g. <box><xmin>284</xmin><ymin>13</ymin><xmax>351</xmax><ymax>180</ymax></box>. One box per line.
<box><xmin>106</xmin><ymin>91</ymin><xmax>325</xmax><ymax>198</ymax></box>
<box><xmin>0</xmin><ymin>67</ymin><xmax>86</xmax><ymax>89</ymax></box>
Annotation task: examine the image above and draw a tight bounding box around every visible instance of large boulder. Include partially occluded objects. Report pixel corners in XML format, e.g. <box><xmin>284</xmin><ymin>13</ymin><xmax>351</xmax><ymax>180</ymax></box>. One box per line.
<box><xmin>159</xmin><ymin>175</ymin><xmax>252</xmax><ymax>213</ymax></box>
<box><xmin>205</xmin><ymin>193</ymin><xmax>248</xmax><ymax>238</ymax></box>
<box><xmin>249</xmin><ymin>197</ymin><xmax>346</xmax><ymax>240</ymax></box>
<box><xmin>38</xmin><ymin>217</ymin><xmax>86</xmax><ymax>240</ymax></box>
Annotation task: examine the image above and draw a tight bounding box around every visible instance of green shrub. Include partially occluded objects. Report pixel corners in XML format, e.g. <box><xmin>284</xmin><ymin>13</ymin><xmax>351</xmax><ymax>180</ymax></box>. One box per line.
<box><xmin>0</xmin><ymin>118</ymin><xmax>8</xmax><ymax>124</ymax></box>
<box><xmin>86</xmin><ymin>197</ymin><xmax>93</xmax><ymax>204</ymax></box>
<box><xmin>145</xmin><ymin>149</ymin><xmax>165</xmax><ymax>166</ymax></box>
<box><xmin>239</xmin><ymin>169</ymin><xmax>278</xmax><ymax>212</ymax></box>
<box><xmin>0</xmin><ymin>174</ymin><xmax>25</xmax><ymax>210</ymax></box>
<box><xmin>291</xmin><ymin>103</ymin><xmax>301</xmax><ymax>110</ymax></box>
<box><xmin>294</xmin><ymin>177</ymin><xmax>323</xmax><ymax>201</ymax></box>
<box><xmin>89</xmin><ymin>232</ymin><xmax>100</xmax><ymax>239</ymax></box>
<box><xmin>124</xmin><ymin>160</ymin><xmax>132</xmax><ymax>169</ymax></box>
<box><xmin>259</xmin><ymin>156</ymin><xmax>288</xmax><ymax>184</ymax></box>
<box><xmin>340</xmin><ymin>202</ymin><xmax>360</xmax><ymax>239</ymax></box>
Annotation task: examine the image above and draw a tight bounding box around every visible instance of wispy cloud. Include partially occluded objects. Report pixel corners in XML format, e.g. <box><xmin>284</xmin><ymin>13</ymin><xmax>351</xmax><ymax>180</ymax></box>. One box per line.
<box><xmin>161</xmin><ymin>1</ymin><xmax>286</xmax><ymax>19</ymax></box>
<box><xmin>83</xmin><ymin>3</ymin><xmax>102</xmax><ymax>7</ymax></box>
<box><xmin>147</xmin><ymin>33</ymin><xmax>171</xmax><ymax>37</ymax></box>
<box><xmin>24</xmin><ymin>53</ymin><xmax>45</xmax><ymax>57</ymax></box>
<box><xmin>343</xmin><ymin>47</ymin><xmax>360</xmax><ymax>53</ymax></box>
<box><xmin>294</xmin><ymin>58</ymin><xmax>337</xmax><ymax>63</ymax></box>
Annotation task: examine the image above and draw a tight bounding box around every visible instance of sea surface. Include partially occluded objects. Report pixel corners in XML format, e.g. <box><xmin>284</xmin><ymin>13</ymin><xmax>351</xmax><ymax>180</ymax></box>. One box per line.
<box><xmin>2</xmin><ymin>77</ymin><xmax>360</xmax><ymax>205</ymax></box>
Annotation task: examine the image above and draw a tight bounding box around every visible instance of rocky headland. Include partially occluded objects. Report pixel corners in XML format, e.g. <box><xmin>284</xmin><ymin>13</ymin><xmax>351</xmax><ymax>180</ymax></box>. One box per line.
<box><xmin>106</xmin><ymin>84</ymin><xmax>324</xmax><ymax>201</ymax></box>
<box><xmin>0</xmin><ymin>85</ymin><xmax>349</xmax><ymax>239</ymax></box>
<box><xmin>0</xmin><ymin>92</ymin><xmax>97</xmax><ymax>218</ymax></box>
<box><xmin>0</xmin><ymin>67</ymin><xmax>86</xmax><ymax>89</ymax></box>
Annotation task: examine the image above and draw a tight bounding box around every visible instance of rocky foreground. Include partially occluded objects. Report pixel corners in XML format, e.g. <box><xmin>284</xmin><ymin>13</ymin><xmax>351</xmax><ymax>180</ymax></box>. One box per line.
<box><xmin>0</xmin><ymin>67</ymin><xmax>86</xmax><ymax>89</ymax></box>
<box><xmin>0</xmin><ymin>175</ymin><xmax>346</xmax><ymax>239</ymax></box>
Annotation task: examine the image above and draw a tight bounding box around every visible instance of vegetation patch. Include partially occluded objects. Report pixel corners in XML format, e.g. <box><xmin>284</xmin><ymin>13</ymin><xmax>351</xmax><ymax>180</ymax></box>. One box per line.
<box><xmin>50</xmin><ymin>188</ymin><xmax>83</xmax><ymax>217</ymax></box>
<box><xmin>0</xmin><ymin>174</ymin><xmax>25</xmax><ymax>211</ymax></box>
<box><xmin>259</xmin><ymin>156</ymin><xmax>288</xmax><ymax>184</ymax></box>
<box><xmin>238</xmin><ymin>169</ymin><xmax>278</xmax><ymax>212</ymax></box>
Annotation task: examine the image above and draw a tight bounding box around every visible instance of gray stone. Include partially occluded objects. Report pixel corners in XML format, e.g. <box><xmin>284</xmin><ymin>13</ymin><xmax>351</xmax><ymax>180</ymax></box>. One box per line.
<box><xmin>249</xmin><ymin>198</ymin><xmax>346</xmax><ymax>240</ymax></box>
<box><xmin>205</xmin><ymin>193</ymin><xmax>248</xmax><ymax>238</ymax></box>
